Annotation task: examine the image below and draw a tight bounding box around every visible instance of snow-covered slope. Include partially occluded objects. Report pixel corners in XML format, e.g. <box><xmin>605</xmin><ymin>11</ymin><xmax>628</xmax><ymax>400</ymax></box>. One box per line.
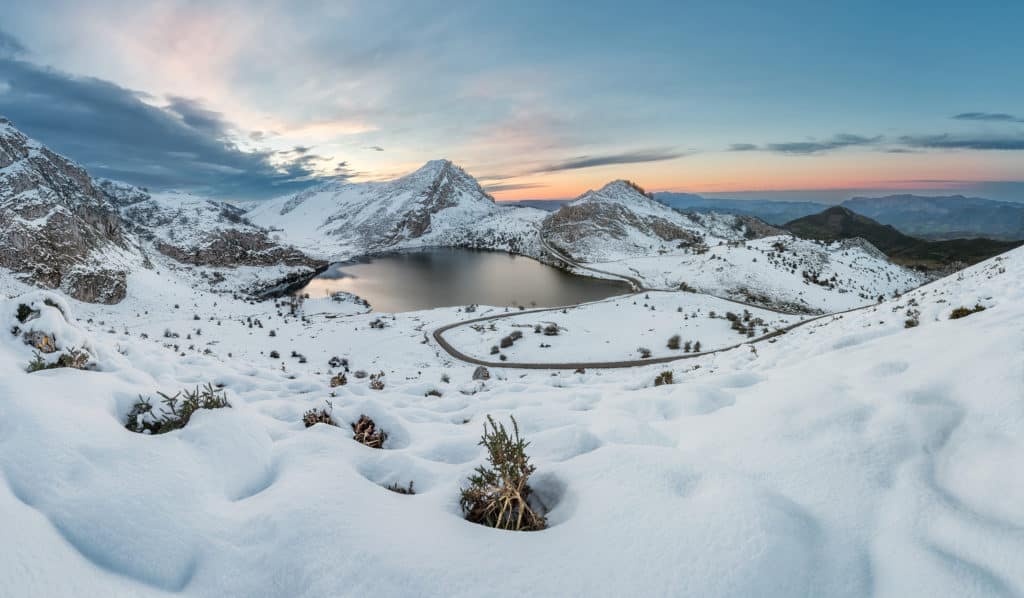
<box><xmin>0</xmin><ymin>118</ymin><xmax>325</xmax><ymax>301</ymax></box>
<box><xmin>248</xmin><ymin>160</ymin><xmax>547</xmax><ymax>260</ymax></box>
<box><xmin>0</xmin><ymin>117</ymin><xmax>139</xmax><ymax>303</ymax></box>
<box><xmin>543</xmin><ymin>181</ymin><xmax>926</xmax><ymax>312</ymax></box>
<box><xmin>0</xmin><ymin>240</ymin><xmax>1020</xmax><ymax>596</ymax></box>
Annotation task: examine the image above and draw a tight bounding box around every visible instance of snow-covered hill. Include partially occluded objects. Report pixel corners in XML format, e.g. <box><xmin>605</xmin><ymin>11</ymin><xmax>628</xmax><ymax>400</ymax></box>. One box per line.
<box><xmin>247</xmin><ymin>160</ymin><xmax>547</xmax><ymax>260</ymax></box>
<box><xmin>0</xmin><ymin>118</ymin><xmax>325</xmax><ymax>302</ymax></box>
<box><xmin>0</xmin><ymin>237</ymin><xmax>1020</xmax><ymax>596</ymax></box>
<box><xmin>543</xmin><ymin>181</ymin><xmax>927</xmax><ymax>312</ymax></box>
<box><xmin>0</xmin><ymin>117</ymin><xmax>138</xmax><ymax>303</ymax></box>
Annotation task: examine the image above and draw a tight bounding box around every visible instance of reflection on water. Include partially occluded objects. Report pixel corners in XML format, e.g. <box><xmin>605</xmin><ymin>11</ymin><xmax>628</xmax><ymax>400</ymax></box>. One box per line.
<box><xmin>295</xmin><ymin>248</ymin><xmax>630</xmax><ymax>312</ymax></box>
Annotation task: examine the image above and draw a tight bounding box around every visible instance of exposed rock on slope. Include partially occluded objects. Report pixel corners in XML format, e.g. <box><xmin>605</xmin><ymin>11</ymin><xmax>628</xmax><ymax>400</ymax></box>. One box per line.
<box><xmin>248</xmin><ymin>160</ymin><xmax>546</xmax><ymax>259</ymax></box>
<box><xmin>0</xmin><ymin>117</ymin><xmax>132</xmax><ymax>303</ymax></box>
<box><xmin>541</xmin><ymin>180</ymin><xmax>777</xmax><ymax>262</ymax></box>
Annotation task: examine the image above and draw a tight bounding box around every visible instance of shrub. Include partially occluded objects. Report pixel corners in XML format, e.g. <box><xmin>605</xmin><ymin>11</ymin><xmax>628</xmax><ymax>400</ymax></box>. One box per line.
<box><xmin>683</xmin><ymin>341</ymin><xmax>692</xmax><ymax>352</ymax></box>
<box><xmin>904</xmin><ymin>318</ymin><xmax>919</xmax><ymax>328</ymax></box>
<box><xmin>369</xmin><ymin>371</ymin><xmax>385</xmax><ymax>390</ymax></box>
<box><xmin>303</xmin><ymin>401</ymin><xmax>336</xmax><ymax>428</ymax></box>
<box><xmin>125</xmin><ymin>383</ymin><xmax>231</xmax><ymax>434</ymax></box>
<box><xmin>269</xmin><ymin>350</ymin><xmax>280</xmax><ymax>359</ymax></box>
<box><xmin>542</xmin><ymin>323</ymin><xmax>559</xmax><ymax>336</ymax></box>
<box><xmin>352</xmin><ymin>415</ymin><xmax>387</xmax><ymax>448</ymax></box>
<box><xmin>637</xmin><ymin>347</ymin><xmax>652</xmax><ymax>359</ymax></box>
<box><xmin>386</xmin><ymin>481</ymin><xmax>415</xmax><ymax>495</ymax></box>
<box><xmin>353</xmin><ymin>370</ymin><xmax>368</xmax><ymax>379</ymax></box>
<box><xmin>950</xmin><ymin>304</ymin><xmax>986</xmax><ymax>320</ymax></box>
<box><xmin>500</xmin><ymin>335</ymin><xmax>514</xmax><ymax>348</ymax></box>
<box><xmin>490</xmin><ymin>345</ymin><xmax>500</xmax><ymax>355</ymax></box>
<box><xmin>667</xmin><ymin>334</ymin><xmax>681</xmax><ymax>350</ymax></box>
<box><xmin>329</xmin><ymin>373</ymin><xmax>347</xmax><ymax>387</ymax></box>
<box><xmin>27</xmin><ymin>347</ymin><xmax>92</xmax><ymax>372</ymax></box>
<box><xmin>654</xmin><ymin>371</ymin><xmax>674</xmax><ymax>386</ymax></box>
<box><xmin>460</xmin><ymin>415</ymin><xmax>546</xmax><ymax>531</ymax></box>
<box><xmin>425</xmin><ymin>389</ymin><xmax>442</xmax><ymax>397</ymax></box>
<box><xmin>693</xmin><ymin>341</ymin><xmax>701</xmax><ymax>352</ymax></box>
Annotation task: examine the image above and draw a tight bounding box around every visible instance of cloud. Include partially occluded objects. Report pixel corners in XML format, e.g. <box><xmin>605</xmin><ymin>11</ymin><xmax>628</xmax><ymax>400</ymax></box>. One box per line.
<box><xmin>762</xmin><ymin>134</ymin><xmax>882</xmax><ymax>155</ymax></box>
<box><xmin>533</xmin><ymin>148</ymin><xmax>685</xmax><ymax>173</ymax></box>
<box><xmin>0</xmin><ymin>54</ymin><xmax>338</xmax><ymax>198</ymax></box>
<box><xmin>483</xmin><ymin>182</ymin><xmax>547</xmax><ymax>192</ymax></box>
<box><xmin>0</xmin><ymin>30</ymin><xmax>25</xmax><ymax>59</ymax></box>
<box><xmin>952</xmin><ymin>112</ymin><xmax>1024</xmax><ymax>124</ymax></box>
<box><xmin>366</xmin><ymin>145</ymin><xmax>384</xmax><ymax>151</ymax></box>
<box><xmin>728</xmin><ymin>143</ymin><xmax>758</xmax><ymax>152</ymax></box>
<box><xmin>900</xmin><ymin>134</ymin><xmax>1024</xmax><ymax>151</ymax></box>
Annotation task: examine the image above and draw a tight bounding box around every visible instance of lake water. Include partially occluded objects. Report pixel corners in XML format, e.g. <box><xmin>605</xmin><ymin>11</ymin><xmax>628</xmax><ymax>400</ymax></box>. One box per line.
<box><xmin>294</xmin><ymin>248</ymin><xmax>631</xmax><ymax>312</ymax></box>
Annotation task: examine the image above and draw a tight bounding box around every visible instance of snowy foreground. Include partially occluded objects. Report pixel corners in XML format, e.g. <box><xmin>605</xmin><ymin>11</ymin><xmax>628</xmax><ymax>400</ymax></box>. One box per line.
<box><xmin>1</xmin><ymin>248</ymin><xmax>1022</xmax><ymax>597</ymax></box>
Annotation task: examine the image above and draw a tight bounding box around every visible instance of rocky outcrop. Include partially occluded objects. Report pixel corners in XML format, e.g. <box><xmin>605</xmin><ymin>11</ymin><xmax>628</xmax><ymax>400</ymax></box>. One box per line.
<box><xmin>0</xmin><ymin>117</ymin><xmax>132</xmax><ymax>303</ymax></box>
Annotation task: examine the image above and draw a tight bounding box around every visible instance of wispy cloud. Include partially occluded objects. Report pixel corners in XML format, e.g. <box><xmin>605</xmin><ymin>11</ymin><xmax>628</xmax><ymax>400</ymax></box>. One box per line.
<box><xmin>533</xmin><ymin>148</ymin><xmax>685</xmax><ymax>173</ymax></box>
<box><xmin>483</xmin><ymin>182</ymin><xmax>547</xmax><ymax>192</ymax></box>
<box><xmin>729</xmin><ymin>134</ymin><xmax>882</xmax><ymax>155</ymax></box>
<box><xmin>900</xmin><ymin>134</ymin><xmax>1024</xmax><ymax>151</ymax></box>
<box><xmin>952</xmin><ymin>112</ymin><xmax>1024</xmax><ymax>124</ymax></box>
<box><xmin>0</xmin><ymin>29</ymin><xmax>25</xmax><ymax>58</ymax></box>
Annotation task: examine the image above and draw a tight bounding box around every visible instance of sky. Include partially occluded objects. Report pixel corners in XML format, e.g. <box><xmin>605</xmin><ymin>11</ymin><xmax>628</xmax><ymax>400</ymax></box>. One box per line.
<box><xmin>1</xmin><ymin>0</ymin><xmax>1022</xmax><ymax>202</ymax></box>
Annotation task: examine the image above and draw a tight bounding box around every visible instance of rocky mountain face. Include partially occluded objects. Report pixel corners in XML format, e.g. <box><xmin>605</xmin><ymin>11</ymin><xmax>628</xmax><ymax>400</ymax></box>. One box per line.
<box><xmin>0</xmin><ymin>117</ymin><xmax>131</xmax><ymax>303</ymax></box>
<box><xmin>248</xmin><ymin>159</ymin><xmax>546</xmax><ymax>259</ymax></box>
<box><xmin>541</xmin><ymin>180</ymin><xmax>779</xmax><ymax>262</ymax></box>
<box><xmin>0</xmin><ymin>119</ymin><xmax>325</xmax><ymax>303</ymax></box>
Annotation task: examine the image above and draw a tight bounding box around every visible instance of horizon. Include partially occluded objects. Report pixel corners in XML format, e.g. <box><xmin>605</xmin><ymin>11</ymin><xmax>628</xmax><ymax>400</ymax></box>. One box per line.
<box><xmin>1</xmin><ymin>0</ymin><xmax>1023</xmax><ymax>202</ymax></box>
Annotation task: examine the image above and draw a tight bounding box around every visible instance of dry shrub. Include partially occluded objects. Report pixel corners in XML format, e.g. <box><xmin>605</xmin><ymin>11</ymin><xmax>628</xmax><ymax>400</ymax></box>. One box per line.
<box><xmin>329</xmin><ymin>373</ymin><xmax>347</xmax><ymax>387</ymax></box>
<box><xmin>667</xmin><ymin>334</ymin><xmax>681</xmax><ymax>350</ymax></box>
<box><xmin>385</xmin><ymin>481</ymin><xmax>415</xmax><ymax>495</ymax></box>
<box><xmin>460</xmin><ymin>415</ymin><xmax>546</xmax><ymax>532</ymax></box>
<box><xmin>352</xmin><ymin>415</ymin><xmax>387</xmax><ymax>448</ymax></box>
<box><xmin>369</xmin><ymin>371</ymin><xmax>385</xmax><ymax>390</ymax></box>
<box><xmin>654</xmin><ymin>370</ymin><xmax>674</xmax><ymax>386</ymax></box>
<box><xmin>303</xmin><ymin>401</ymin><xmax>336</xmax><ymax>428</ymax></box>
<box><xmin>950</xmin><ymin>304</ymin><xmax>986</xmax><ymax>319</ymax></box>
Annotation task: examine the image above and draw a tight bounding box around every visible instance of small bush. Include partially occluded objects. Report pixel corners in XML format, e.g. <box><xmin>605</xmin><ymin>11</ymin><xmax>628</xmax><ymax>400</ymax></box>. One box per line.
<box><xmin>654</xmin><ymin>371</ymin><xmax>674</xmax><ymax>386</ymax></box>
<box><xmin>329</xmin><ymin>373</ymin><xmax>347</xmax><ymax>387</ymax></box>
<box><xmin>425</xmin><ymin>389</ymin><xmax>442</xmax><ymax>397</ymax></box>
<box><xmin>386</xmin><ymin>481</ymin><xmax>415</xmax><ymax>495</ymax></box>
<box><xmin>125</xmin><ymin>383</ymin><xmax>231</xmax><ymax>435</ymax></box>
<box><xmin>369</xmin><ymin>371</ymin><xmax>385</xmax><ymax>390</ymax></box>
<box><xmin>637</xmin><ymin>347</ymin><xmax>652</xmax><ymax>359</ymax></box>
<box><xmin>352</xmin><ymin>415</ymin><xmax>387</xmax><ymax>448</ymax></box>
<box><xmin>693</xmin><ymin>341</ymin><xmax>701</xmax><ymax>352</ymax></box>
<box><xmin>460</xmin><ymin>415</ymin><xmax>546</xmax><ymax>531</ymax></box>
<box><xmin>26</xmin><ymin>347</ymin><xmax>91</xmax><ymax>373</ymax></box>
<box><xmin>269</xmin><ymin>350</ymin><xmax>280</xmax><ymax>359</ymax></box>
<box><xmin>542</xmin><ymin>323</ymin><xmax>559</xmax><ymax>336</ymax></box>
<box><xmin>904</xmin><ymin>318</ymin><xmax>919</xmax><ymax>328</ymax></box>
<box><xmin>353</xmin><ymin>370</ymin><xmax>368</xmax><ymax>379</ymax></box>
<box><xmin>490</xmin><ymin>345</ymin><xmax>500</xmax><ymax>355</ymax></box>
<box><xmin>950</xmin><ymin>304</ymin><xmax>986</xmax><ymax>320</ymax></box>
<box><xmin>500</xmin><ymin>336</ymin><xmax>514</xmax><ymax>349</ymax></box>
<box><xmin>667</xmin><ymin>334</ymin><xmax>681</xmax><ymax>350</ymax></box>
<box><xmin>303</xmin><ymin>401</ymin><xmax>336</xmax><ymax>428</ymax></box>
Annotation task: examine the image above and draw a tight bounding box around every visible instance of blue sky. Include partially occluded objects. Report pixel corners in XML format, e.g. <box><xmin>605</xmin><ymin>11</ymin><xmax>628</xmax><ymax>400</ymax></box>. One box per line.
<box><xmin>1</xmin><ymin>0</ymin><xmax>1022</xmax><ymax>200</ymax></box>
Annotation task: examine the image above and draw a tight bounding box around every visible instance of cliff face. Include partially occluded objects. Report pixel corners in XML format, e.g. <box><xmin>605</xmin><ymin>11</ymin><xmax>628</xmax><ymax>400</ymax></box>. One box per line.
<box><xmin>0</xmin><ymin>117</ymin><xmax>130</xmax><ymax>303</ymax></box>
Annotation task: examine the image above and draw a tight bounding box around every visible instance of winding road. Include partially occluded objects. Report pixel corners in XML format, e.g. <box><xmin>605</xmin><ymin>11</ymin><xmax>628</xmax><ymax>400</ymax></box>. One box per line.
<box><xmin>431</xmin><ymin>232</ymin><xmax>876</xmax><ymax>370</ymax></box>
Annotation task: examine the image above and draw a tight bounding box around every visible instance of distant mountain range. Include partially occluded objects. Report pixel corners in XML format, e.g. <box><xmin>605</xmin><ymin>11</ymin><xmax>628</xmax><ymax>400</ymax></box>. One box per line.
<box><xmin>784</xmin><ymin>206</ymin><xmax>1022</xmax><ymax>270</ymax></box>
<box><xmin>654</xmin><ymin>193</ymin><xmax>828</xmax><ymax>224</ymax></box>
<box><xmin>841</xmin><ymin>195</ymin><xmax>1024</xmax><ymax>241</ymax></box>
<box><xmin>654</xmin><ymin>192</ymin><xmax>1024</xmax><ymax>240</ymax></box>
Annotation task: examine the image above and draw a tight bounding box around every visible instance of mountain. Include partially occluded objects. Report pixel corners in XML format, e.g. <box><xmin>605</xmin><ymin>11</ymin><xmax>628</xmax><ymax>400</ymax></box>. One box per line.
<box><xmin>0</xmin><ymin>117</ymin><xmax>136</xmax><ymax>303</ymax></box>
<box><xmin>540</xmin><ymin>181</ymin><xmax>924</xmax><ymax>312</ymax></box>
<box><xmin>654</xmin><ymin>192</ymin><xmax>829</xmax><ymax>224</ymax></box>
<box><xmin>842</xmin><ymin>194</ymin><xmax>1024</xmax><ymax>240</ymax></box>
<box><xmin>542</xmin><ymin>180</ymin><xmax>775</xmax><ymax>262</ymax></box>
<box><xmin>786</xmin><ymin>206</ymin><xmax>1023</xmax><ymax>270</ymax></box>
<box><xmin>0</xmin><ymin>118</ymin><xmax>325</xmax><ymax>302</ymax></box>
<box><xmin>247</xmin><ymin>159</ymin><xmax>547</xmax><ymax>260</ymax></box>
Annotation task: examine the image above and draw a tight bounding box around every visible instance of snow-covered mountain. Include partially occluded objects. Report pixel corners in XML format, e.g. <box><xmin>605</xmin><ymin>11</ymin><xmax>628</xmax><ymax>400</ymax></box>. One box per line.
<box><xmin>0</xmin><ymin>119</ymin><xmax>325</xmax><ymax>302</ymax></box>
<box><xmin>0</xmin><ymin>117</ymin><xmax>137</xmax><ymax>303</ymax></box>
<box><xmin>541</xmin><ymin>180</ymin><xmax>777</xmax><ymax>261</ymax></box>
<box><xmin>539</xmin><ymin>180</ymin><xmax>926</xmax><ymax>312</ymax></box>
<box><xmin>247</xmin><ymin>159</ymin><xmax>547</xmax><ymax>260</ymax></box>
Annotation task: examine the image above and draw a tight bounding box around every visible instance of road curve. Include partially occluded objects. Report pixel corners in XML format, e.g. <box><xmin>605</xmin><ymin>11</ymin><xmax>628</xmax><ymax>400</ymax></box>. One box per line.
<box><xmin>431</xmin><ymin>298</ymin><xmax>868</xmax><ymax>370</ymax></box>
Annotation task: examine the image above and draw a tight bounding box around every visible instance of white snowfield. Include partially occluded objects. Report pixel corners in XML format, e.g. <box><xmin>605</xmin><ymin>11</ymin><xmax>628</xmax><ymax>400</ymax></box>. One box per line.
<box><xmin>0</xmin><ymin>240</ymin><xmax>1021</xmax><ymax>596</ymax></box>
<box><xmin>442</xmin><ymin>291</ymin><xmax>801</xmax><ymax>363</ymax></box>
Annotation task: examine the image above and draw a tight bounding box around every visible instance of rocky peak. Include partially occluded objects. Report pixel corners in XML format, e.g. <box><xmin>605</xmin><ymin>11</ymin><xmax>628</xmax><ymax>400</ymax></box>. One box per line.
<box><xmin>0</xmin><ymin>118</ymin><xmax>130</xmax><ymax>303</ymax></box>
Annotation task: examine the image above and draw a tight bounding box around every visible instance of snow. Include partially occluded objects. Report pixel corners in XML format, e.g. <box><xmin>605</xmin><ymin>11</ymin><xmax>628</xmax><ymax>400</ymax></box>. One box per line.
<box><xmin>1</xmin><ymin>235</ymin><xmax>1021</xmax><ymax>596</ymax></box>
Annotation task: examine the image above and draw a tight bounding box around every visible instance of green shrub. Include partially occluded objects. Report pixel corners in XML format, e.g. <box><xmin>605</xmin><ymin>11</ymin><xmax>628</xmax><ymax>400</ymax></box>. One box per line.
<box><xmin>386</xmin><ymin>481</ymin><xmax>416</xmax><ymax>495</ymax></box>
<box><xmin>125</xmin><ymin>383</ymin><xmax>231</xmax><ymax>434</ymax></box>
<box><xmin>460</xmin><ymin>415</ymin><xmax>546</xmax><ymax>531</ymax></box>
<box><xmin>667</xmin><ymin>334</ymin><xmax>681</xmax><ymax>350</ymax></box>
<box><xmin>26</xmin><ymin>347</ymin><xmax>91</xmax><ymax>373</ymax></box>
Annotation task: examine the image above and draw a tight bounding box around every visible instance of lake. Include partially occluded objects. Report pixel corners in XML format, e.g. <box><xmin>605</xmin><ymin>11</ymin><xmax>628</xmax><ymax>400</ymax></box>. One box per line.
<box><xmin>294</xmin><ymin>248</ymin><xmax>631</xmax><ymax>312</ymax></box>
